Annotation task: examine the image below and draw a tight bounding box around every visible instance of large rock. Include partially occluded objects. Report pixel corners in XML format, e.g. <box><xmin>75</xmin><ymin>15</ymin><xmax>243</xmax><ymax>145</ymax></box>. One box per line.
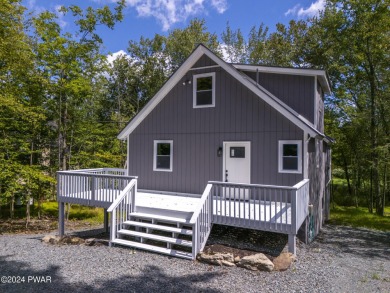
<box><xmin>197</xmin><ymin>252</ymin><xmax>236</xmax><ymax>267</ymax></box>
<box><xmin>273</xmin><ymin>253</ymin><xmax>296</xmax><ymax>271</ymax></box>
<box><xmin>59</xmin><ymin>236</ymin><xmax>85</xmax><ymax>245</ymax></box>
<box><xmin>42</xmin><ymin>235</ymin><xmax>85</xmax><ymax>245</ymax></box>
<box><xmin>237</xmin><ymin>253</ymin><xmax>274</xmax><ymax>272</ymax></box>
<box><xmin>42</xmin><ymin>235</ymin><xmax>60</xmax><ymax>244</ymax></box>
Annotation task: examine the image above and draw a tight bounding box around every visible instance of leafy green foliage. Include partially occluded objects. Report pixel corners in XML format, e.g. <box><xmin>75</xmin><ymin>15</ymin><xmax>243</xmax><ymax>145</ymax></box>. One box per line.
<box><xmin>0</xmin><ymin>0</ymin><xmax>125</xmax><ymax>218</ymax></box>
<box><xmin>329</xmin><ymin>205</ymin><xmax>390</xmax><ymax>231</ymax></box>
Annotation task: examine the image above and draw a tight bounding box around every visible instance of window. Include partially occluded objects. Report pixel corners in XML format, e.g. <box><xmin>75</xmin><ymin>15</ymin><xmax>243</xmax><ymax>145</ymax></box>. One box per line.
<box><xmin>193</xmin><ymin>72</ymin><xmax>215</xmax><ymax>108</ymax></box>
<box><xmin>278</xmin><ymin>140</ymin><xmax>302</xmax><ymax>173</ymax></box>
<box><xmin>153</xmin><ymin>140</ymin><xmax>173</xmax><ymax>172</ymax></box>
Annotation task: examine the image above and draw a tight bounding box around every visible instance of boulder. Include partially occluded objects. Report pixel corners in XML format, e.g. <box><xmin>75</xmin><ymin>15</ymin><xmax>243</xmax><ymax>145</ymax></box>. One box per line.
<box><xmin>273</xmin><ymin>253</ymin><xmax>296</xmax><ymax>271</ymax></box>
<box><xmin>84</xmin><ymin>238</ymin><xmax>97</xmax><ymax>246</ymax></box>
<box><xmin>237</xmin><ymin>253</ymin><xmax>274</xmax><ymax>272</ymax></box>
<box><xmin>42</xmin><ymin>235</ymin><xmax>60</xmax><ymax>244</ymax></box>
<box><xmin>197</xmin><ymin>252</ymin><xmax>235</xmax><ymax>267</ymax></box>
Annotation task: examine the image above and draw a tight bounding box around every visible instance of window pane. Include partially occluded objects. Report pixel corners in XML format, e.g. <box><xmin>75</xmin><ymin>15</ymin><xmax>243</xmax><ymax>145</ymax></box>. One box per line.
<box><xmin>197</xmin><ymin>76</ymin><xmax>212</xmax><ymax>91</ymax></box>
<box><xmin>157</xmin><ymin>143</ymin><xmax>170</xmax><ymax>156</ymax></box>
<box><xmin>196</xmin><ymin>91</ymin><xmax>212</xmax><ymax>105</ymax></box>
<box><xmin>283</xmin><ymin>157</ymin><xmax>298</xmax><ymax>170</ymax></box>
<box><xmin>157</xmin><ymin>156</ymin><xmax>170</xmax><ymax>169</ymax></box>
<box><xmin>230</xmin><ymin>147</ymin><xmax>245</xmax><ymax>158</ymax></box>
<box><xmin>283</xmin><ymin>144</ymin><xmax>298</xmax><ymax>156</ymax></box>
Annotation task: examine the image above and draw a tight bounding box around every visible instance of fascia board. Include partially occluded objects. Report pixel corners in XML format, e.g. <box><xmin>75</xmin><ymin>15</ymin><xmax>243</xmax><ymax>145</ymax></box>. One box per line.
<box><xmin>233</xmin><ymin>64</ymin><xmax>331</xmax><ymax>94</ymax></box>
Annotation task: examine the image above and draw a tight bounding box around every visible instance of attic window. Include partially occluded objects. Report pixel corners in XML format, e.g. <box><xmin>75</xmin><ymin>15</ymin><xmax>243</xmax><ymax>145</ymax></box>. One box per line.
<box><xmin>153</xmin><ymin>140</ymin><xmax>173</xmax><ymax>172</ymax></box>
<box><xmin>193</xmin><ymin>72</ymin><xmax>215</xmax><ymax>108</ymax></box>
<box><xmin>278</xmin><ymin>140</ymin><xmax>302</xmax><ymax>174</ymax></box>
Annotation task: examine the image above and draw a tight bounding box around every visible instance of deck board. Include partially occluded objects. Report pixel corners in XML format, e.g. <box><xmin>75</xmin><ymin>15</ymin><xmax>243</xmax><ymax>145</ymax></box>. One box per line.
<box><xmin>212</xmin><ymin>199</ymin><xmax>291</xmax><ymax>225</ymax></box>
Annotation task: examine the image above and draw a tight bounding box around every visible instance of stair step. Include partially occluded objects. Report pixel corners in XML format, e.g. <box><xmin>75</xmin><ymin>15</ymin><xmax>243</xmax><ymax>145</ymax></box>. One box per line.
<box><xmin>123</xmin><ymin>220</ymin><xmax>193</xmax><ymax>235</ymax></box>
<box><xmin>111</xmin><ymin>239</ymin><xmax>193</xmax><ymax>260</ymax></box>
<box><xmin>130</xmin><ymin>212</ymin><xmax>190</xmax><ymax>224</ymax></box>
<box><xmin>118</xmin><ymin>230</ymin><xmax>192</xmax><ymax>247</ymax></box>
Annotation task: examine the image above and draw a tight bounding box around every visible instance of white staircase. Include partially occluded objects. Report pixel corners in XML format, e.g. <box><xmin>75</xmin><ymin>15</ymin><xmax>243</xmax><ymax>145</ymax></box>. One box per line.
<box><xmin>108</xmin><ymin>183</ymin><xmax>213</xmax><ymax>260</ymax></box>
<box><xmin>110</xmin><ymin>210</ymin><xmax>194</xmax><ymax>260</ymax></box>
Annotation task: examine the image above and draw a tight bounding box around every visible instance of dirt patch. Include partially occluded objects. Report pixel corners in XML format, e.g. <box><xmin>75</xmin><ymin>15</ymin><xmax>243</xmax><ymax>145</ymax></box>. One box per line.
<box><xmin>0</xmin><ymin>218</ymin><xmax>101</xmax><ymax>235</ymax></box>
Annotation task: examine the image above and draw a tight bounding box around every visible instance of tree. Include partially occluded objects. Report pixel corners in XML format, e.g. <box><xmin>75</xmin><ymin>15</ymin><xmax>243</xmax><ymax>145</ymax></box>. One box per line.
<box><xmin>221</xmin><ymin>21</ymin><xmax>246</xmax><ymax>63</ymax></box>
<box><xmin>0</xmin><ymin>0</ymin><xmax>52</xmax><ymax>218</ymax></box>
<box><xmin>306</xmin><ymin>0</ymin><xmax>390</xmax><ymax>214</ymax></box>
<box><xmin>31</xmin><ymin>1</ymin><xmax>125</xmax><ymax>171</ymax></box>
<box><xmin>126</xmin><ymin>19</ymin><xmax>222</xmax><ymax>105</ymax></box>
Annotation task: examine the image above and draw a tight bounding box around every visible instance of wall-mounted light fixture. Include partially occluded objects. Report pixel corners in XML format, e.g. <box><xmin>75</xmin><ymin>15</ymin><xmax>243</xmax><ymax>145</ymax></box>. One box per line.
<box><xmin>217</xmin><ymin>147</ymin><xmax>223</xmax><ymax>157</ymax></box>
<box><xmin>182</xmin><ymin>78</ymin><xmax>192</xmax><ymax>86</ymax></box>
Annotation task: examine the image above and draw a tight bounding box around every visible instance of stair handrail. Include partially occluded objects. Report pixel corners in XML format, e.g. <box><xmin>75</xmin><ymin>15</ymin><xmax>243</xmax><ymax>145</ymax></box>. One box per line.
<box><xmin>107</xmin><ymin>178</ymin><xmax>137</xmax><ymax>245</ymax></box>
<box><xmin>190</xmin><ymin>183</ymin><xmax>213</xmax><ymax>259</ymax></box>
<box><xmin>107</xmin><ymin>178</ymin><xmax>137</xmax><ymax>212</ymax></box>
<box><xmin>190</xmin><ymin>184</ymin><xmax>213</xmax><ymax>224</ymax></box>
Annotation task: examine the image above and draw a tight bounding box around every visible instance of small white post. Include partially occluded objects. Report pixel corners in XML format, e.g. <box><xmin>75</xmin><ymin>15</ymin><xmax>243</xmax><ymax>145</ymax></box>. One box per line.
<box><xmin>110</xmin><ymin>210</ymin><xmax>116</xmax><ymax>246</ymax></box>
<box><xmin>91</xmin><ymin>176</ymin><xmax>96</xmax><ymax>206</ymax></box>
<box><xmin>192</xmin><ymin>223</ymin><xmax>198</xmax><ymax>260</ymax></box>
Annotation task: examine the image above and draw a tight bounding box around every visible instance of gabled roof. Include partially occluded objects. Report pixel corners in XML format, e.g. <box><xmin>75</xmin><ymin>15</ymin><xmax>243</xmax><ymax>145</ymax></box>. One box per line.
<box><xmin>118</xmin><ymin>44</ymin><xmax>327</xmax><ymax>140</ymax></box>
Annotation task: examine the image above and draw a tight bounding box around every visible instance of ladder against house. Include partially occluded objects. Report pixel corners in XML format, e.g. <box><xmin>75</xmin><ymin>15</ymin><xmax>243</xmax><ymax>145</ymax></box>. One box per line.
<box><xmin>107</xmin><ymin>182</ymin><xmax>213</xmax><ymax>260</ymax></box>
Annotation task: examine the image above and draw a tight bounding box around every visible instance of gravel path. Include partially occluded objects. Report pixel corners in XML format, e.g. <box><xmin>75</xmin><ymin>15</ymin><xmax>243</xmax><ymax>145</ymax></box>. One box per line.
<box><xmin>0</xmin><ymin>224</ymin><xmax>389</xmax><ymax>293</ymax></box>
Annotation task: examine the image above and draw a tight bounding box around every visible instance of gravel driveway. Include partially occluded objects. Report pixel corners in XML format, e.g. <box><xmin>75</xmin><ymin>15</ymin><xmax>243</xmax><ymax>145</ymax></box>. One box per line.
<box><xmin>0</xmin><ymin>224</ymin><xmax>389</xmax><ymax>293</ymax></box>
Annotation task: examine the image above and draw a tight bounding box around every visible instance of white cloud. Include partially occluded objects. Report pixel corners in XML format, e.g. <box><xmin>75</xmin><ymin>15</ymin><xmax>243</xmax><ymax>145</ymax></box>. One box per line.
<box><xmin>26</xmin><ymin>0</ymin><xmax>46</xmax><ymax>15</ymax></box>
<box><xmin>211</xmin><ymin>0</ymin><xmax>228</xmax><ymax>14</ymax></box>
<box><xmin>106</xmin><ymin>50</ymin><xmax>131</xmax><ymax>65</ymax></box>
<box><xmin>55</xmin><ymin>5</ymin><xmax>68</xmax><ymax>28</ymax></box>
<box><xmin>285</xmin><ymin>0</ymin><xmax>325</xmax><ymax>18</ymax></box>
<box><xmin>91</xmin><ymin>0</ymin><xmax>228</xmax><ymax>31</ymax></box>
<box><xmin>285</xmin><ymin>4</ymin><xmax>300</xmax><ymax>17</ymax></box>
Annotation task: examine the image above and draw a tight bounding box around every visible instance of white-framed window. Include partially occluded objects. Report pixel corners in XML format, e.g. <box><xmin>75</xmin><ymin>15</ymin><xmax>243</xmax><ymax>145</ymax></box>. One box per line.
<box><xmin>193</xmin><ymin>72</ymin><xmax>215</xmax><ymax>108</ymax></box>
<box><xmin>153</xmin><ymin>140</ymin><xmax>173</xmax><ymax>172</ymax></box>
<box><xmin>278</xmin><ymin>140</ymin><xmax>302</xmax><ymax>174</ymax></box>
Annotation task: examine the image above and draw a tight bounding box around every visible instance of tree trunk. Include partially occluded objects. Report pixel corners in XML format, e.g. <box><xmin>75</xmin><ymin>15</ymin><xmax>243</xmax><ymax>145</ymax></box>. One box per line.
<box><xmin>10</xmin><ymin>196</ymin><xmax>14</xmax><ymax>218</ymax></box>
<box><xmin>341</xmin><ymin>151</ymin><xmax>353</xmax><ymax>197</ymax></box>
<box><xmin>26</xmin><ymin>195</ymin><xmax>31</xmax><ymax>228</ymax></box>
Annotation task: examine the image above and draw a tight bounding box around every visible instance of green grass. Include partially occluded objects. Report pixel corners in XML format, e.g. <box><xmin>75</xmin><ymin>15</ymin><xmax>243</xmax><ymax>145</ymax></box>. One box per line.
<box><xmin>329</xmin><ymin>205</ymin><xmax>390</xmax><ymax>232</ymax></box>
<box><xmin>1</xmin><ymin>201</ymin><xmax>104</xmax><ymax>225</ymax></box>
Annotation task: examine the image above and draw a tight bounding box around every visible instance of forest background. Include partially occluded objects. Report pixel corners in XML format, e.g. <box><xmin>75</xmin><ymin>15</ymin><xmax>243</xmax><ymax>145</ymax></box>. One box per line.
<box><xmin>0</xmin><ymin>0</ymin><xmax>388</xmax><ymax>221</ymax></box>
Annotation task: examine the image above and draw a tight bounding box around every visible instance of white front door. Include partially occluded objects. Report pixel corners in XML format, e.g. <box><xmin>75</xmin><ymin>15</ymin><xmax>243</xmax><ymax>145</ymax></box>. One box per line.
<box><xmin>223</xmin><ymin>141</ymin><xmax>251</xmax><ymax>199</ymax></box>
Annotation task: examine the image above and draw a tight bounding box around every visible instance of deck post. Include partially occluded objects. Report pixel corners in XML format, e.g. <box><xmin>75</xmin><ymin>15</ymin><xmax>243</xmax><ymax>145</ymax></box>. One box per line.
<box><xmin>58</xmin><ymin>201</ymin><xmax>65</xmax><ymax>236</ymax></box>
<box><xmin>104</xmin><ymin>209</ymin><xmax>109</xmax><ymax>233</ymax></box>
<box><xmin>288</xmin><ymin>234</ymin><xmax>296</xmax><ymax>255</ymax></box>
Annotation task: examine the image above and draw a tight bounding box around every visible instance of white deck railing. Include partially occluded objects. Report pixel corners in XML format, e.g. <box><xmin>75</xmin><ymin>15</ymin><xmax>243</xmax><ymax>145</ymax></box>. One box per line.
<box><xmin>292</xmin><ymin>179</ymin><xmax>310</xmax><ymax>234</ymax></box>
<box><xmin>107</xmin><ymin>179</ymin><xmax>137</xmax><ymax>244</ymax></box>
<box><xmin>57</xmin><ymin>168</ymin><xmax>137</xmax><ymax>208</ymax></box>
<box><xmin>209</xmin><ymin>179</ymin><xmax>310</xmax><ymax>234</ymax></box>
<box><xmin>190</xmin><ymin>184</ymin><xmax>213</xmax><ymax>257</ymax></box>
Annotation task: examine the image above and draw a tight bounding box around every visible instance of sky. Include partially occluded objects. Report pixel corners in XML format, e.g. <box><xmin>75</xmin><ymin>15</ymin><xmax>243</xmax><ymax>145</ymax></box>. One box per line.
<box><xmin>23</xmin><ymin>0</ymin><xmax>326</xmax><ymax>58</ymax></box>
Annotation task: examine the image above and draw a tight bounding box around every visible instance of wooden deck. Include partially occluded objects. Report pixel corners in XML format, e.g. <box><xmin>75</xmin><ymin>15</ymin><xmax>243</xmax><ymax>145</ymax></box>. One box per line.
<box><xmin>57</xmin><ymin>169</ymin><xmax>310</xmax><ymax>258</ymax></box>
<box><xmin>58</xmin><ymin>189</ymin><xmax>292</xmax><ymax>228</ymax></box>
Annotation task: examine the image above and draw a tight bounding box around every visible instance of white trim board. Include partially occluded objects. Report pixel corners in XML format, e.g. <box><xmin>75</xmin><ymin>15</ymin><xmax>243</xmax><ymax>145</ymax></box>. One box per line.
<box><xmin>233</xmin><ymin>64</ymin><xmax>331</xmax><ymax>94</ymax></box>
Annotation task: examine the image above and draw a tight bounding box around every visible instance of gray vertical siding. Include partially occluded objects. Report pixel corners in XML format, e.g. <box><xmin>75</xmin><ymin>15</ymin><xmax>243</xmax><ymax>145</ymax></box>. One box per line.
<box><xmin>128</xmin><ymin>55</ymin><xmax>304</xmax><ymax>194</ymax></box>
<box><xmin>243</xmin><ymin>71</ymin><xmax>315</xmax><ymax>124</ymax></box>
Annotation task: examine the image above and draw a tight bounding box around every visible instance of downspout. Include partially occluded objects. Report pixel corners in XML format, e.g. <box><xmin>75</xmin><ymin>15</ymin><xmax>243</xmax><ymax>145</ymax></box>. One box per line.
<box><xmin>126</xmin><ymin>136</ymin><xmax>130</xmax><ymax>176</ymax></box>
